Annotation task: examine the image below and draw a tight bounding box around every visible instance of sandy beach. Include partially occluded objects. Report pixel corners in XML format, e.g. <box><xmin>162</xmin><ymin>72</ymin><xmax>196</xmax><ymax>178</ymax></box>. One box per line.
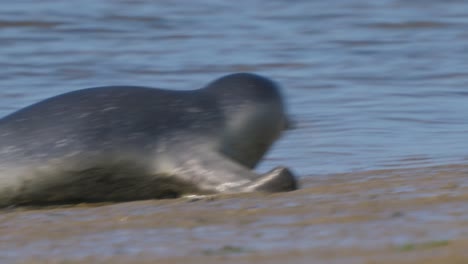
<box><xmin>2</xmin><ymin>163</ymin><xmax>467</xmax><ymax>264</ymax></box>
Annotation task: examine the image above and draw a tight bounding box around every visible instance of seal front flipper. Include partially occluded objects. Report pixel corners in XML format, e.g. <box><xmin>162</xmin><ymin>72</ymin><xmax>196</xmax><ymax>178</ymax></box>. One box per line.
<box><xmin>243</xmin><ymin>166</ymin><xmax>298</xmax><ymax>192</ymax></box>
<box><xmin>159</xmin><ymin>149</ymin><xmax>297</xmax><ymax>195</ymax></box>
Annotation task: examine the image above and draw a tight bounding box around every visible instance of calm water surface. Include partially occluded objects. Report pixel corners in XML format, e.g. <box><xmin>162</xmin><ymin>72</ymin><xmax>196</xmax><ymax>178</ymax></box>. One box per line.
<box><xmin>1</xmin><ymin>0</ymin><xmax>468</xmax><ymax>176</ymax></box>
<box><xmin>2</xmin><ymin>1</ymin><xmax>468</xmax><ymax>263</ymax></box>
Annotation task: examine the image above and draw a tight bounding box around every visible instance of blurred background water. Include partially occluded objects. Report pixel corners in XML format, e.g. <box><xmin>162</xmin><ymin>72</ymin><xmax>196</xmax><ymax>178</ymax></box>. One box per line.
<box><xmin>1</xmin><ymin>0</ymin><xmax>468</xmax><ymax>176</ymax></box>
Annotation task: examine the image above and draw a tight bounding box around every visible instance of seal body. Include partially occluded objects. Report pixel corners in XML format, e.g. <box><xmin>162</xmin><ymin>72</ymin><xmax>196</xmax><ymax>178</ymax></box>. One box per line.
<box><xmin>0</xmin><ymin>73</ymin><xmax>297</xmax><ymax>207</ymax></box>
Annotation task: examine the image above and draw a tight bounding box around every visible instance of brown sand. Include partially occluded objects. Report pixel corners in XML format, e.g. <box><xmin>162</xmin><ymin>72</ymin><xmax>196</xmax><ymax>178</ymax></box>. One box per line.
<box><xmin>1</xmin><ymin>164</ymin><xmax>467</xmax><ymax>264</ymax></box>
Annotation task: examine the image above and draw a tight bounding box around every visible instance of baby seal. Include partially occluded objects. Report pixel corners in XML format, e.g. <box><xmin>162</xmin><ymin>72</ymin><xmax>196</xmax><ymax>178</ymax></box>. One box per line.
<box><xmin>0</xmin><ymin>73</ymin><xmax>297</xmax><ymax>207</ymax></box>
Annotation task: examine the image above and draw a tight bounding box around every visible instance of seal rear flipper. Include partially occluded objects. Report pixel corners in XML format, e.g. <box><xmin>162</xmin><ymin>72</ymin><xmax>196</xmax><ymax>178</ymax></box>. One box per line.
<box><xmin>242</xmin><ymin>166</ymin><xmax>298</xmax><ymax>193</ymax></box>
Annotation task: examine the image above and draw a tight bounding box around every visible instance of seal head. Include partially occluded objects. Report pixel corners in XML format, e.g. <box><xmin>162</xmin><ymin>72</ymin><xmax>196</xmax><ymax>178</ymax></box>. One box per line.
<box><xmin>205</xmin><ymin>73</ymin><xmax>289</xmax><ymax>168</ymax></box>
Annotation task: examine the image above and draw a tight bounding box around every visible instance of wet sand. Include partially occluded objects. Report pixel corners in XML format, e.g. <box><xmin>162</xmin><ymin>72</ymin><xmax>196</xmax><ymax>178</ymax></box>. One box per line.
<box><xmin>2</xmin><ymin>164</ymin><xmax>468</xmax><ymax>264</ymax></box>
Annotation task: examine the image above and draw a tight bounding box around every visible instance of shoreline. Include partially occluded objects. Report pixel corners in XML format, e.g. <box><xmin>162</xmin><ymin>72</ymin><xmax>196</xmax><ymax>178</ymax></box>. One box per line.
<box><xmin>2</xmin><ymin>163</ymin><xmax>468</xmax><ymax>264</ymax></box>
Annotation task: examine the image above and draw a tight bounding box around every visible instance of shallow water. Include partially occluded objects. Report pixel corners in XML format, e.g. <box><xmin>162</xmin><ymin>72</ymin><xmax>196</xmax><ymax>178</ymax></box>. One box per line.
<box><xmin>1</xmin><ymin>1</ymin><xmax>468</xmax><ymax>263</ymax></box>
<box><xmin>1</xmin><ymin>0</ymin><xmax>468</xmax><ymax>176</ymax></box>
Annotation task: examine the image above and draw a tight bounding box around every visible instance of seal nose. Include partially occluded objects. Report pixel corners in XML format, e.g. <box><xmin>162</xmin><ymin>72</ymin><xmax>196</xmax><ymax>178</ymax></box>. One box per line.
<box><xmin>284</xmin><ymin>116</ymin><xmax>297</xmax><ymax>130</ymax></box>
<box><xmin>244</xmin><ymin>166</ymin><xmax>298</xmax><ymax>192</ymax></box>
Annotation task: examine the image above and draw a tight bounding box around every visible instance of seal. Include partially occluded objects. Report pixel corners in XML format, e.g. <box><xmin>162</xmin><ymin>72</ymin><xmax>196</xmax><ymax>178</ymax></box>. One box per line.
<box><xmin>0</xmin><ymin>73</ymin><xmax>297</xmax><ymax>207</ymax></box>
